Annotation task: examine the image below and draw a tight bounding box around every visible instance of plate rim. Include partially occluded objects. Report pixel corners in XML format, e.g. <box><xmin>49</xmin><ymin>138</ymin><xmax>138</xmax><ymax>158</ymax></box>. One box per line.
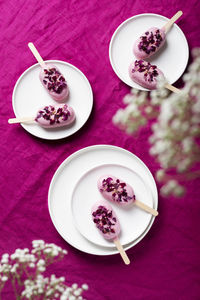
<box><xmin>12</xmin><ymin>60</ymin><xmax>93</xmax><ymax>140</ymax></box>
<box><xmin>48</xmin><ymin>144</ymin><xmax>158</xmax><ymax>256</ymax></box>
<box><xmin>109</xmin><ymin>12</ymin><xmax>189</xmax><ymax>90</ymax></box>
<box><xmin>71</xmin><ymin>162</ymin><xmax>155</xmax><ymax>248</ymax></box>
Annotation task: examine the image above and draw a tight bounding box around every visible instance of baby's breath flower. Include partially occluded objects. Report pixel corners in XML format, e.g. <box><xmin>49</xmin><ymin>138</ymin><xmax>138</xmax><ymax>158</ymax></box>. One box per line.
<box><xmin>72</xmin><ymin>283</ymin><xmax>78</xmax><ymax>290</ymax></box>
<box><xmin>1</xmin><ymin>254</ymin><xmax>9</xmax><ymax>264</ymax></box>
<box><xmin>144</xmin><ymin>106</ymin><xmax>153</xmax><ymax>114</ymax></box>
<box><xmin>173</xmin><ymin>185</ymin><xmax>185</xmax><ymax>197</ymax></box>
<box><xmin>0</xmin><ymin>241</ymin><xmax>88</xmax><ymax>299</ymax></box>
<box><xmin>82</xmin><ymin>284</ymin><xmax>89</xmax><ymax>290</ymax></box>
<box><xmin>156</xmin><ymin>169</ymin><xmax>165</xmax><ymax>182</ymax></box>
<box><xmin>1</xmin><ymin>276</ymin><xmax>8</xmax><ymax>282</ymax></box>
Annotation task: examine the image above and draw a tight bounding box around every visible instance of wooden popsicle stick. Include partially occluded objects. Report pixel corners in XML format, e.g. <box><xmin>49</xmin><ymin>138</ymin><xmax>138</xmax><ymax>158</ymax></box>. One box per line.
<box><xmin>135</xmin><ymin>200</ymin><xmax>158</xmax><ymax>217</ymax></box>
<box><xmin>165</xmin><ymin>83</ymin><xmax>181</xmax><ymax>94</ymax></box>
<box><xmin>28</xmin><ymin>42</ymin><xmax>46</xmax><ymax>67</ymax></box>
<box><xmin>162</xmin><ymin>11</ymin><xmax>183</xmax><ymax>33</ymax></box>
<box><xmin>8</xmin><ymin>117</ymin><xmax>34</xmax><ymax>124</ymax></box>
<box><xmin>113</xmin><ymin>238</ymin><xmax>130</xmax><ymax>265</ymax></box>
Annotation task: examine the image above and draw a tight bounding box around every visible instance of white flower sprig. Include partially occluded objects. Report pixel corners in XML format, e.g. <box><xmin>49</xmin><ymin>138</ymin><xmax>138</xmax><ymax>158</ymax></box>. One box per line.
<box><xmin>113</xmin><ymin>49</ymin><xmax>200</xmax><ymax>197</ymax></box>
<box><xmin>0</xmin><ymin>240</ymin><xmax>88</xmax><ymax>300</ymax></box>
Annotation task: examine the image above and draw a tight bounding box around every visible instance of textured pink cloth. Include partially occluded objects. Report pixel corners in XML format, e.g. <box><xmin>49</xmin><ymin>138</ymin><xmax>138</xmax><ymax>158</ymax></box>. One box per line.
<box><xmin>1</xmin><ymin>0</ymin><xmax>200</xmax><ymax>299</ymax></box>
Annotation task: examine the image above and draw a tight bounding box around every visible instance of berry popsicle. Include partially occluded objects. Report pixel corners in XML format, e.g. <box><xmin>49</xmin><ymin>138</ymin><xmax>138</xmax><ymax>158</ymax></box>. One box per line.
<box><xmin>134</xmin><ymin>27</ymin><xmax>165</xmax><ymax>59</ymax></box>
<box><xmin>92</xmin><ymin>200</ymin><xmax>130</xmax><ymax>265</ymax></box>
<box><xmin>129</xmin><ymin>60</ymin><xmax>180</xmax><ymax>93</ymax></box>
<box><xmin>98</xmin><ymin>175</ymin><xmax>135</xmax><ymax>207</ymax></box>
<box><xmin>98</xmin><ymin>175</ymin><xmax>158</xmax><ymax>216</ymax></box>
<box><xmin>8</xmin><ymin>104</ymin><xmax>75</xmax><ymax>128</ymax></box>
<box><xmin>28</xmin><ymin>42</ymin><xmax>69</xmax><ymax>102</ymax></box>
<box><xmin>133</xmin><ymin>11</ymin><xmax>183</xmax><ymax>59</ymax></box>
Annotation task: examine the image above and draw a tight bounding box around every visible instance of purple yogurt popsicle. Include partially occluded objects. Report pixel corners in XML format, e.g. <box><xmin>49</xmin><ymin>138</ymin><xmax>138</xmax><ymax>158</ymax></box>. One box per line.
<box><xmin>39</xmin><ymin>64</ymin><xmax>69</xmax><ymax>102</ymax></box>
<box><xmin>133</xmin><ymin>27</ymin><xmax>166</xmax><ymax>59</ymax></box>
<box><xmin>98</xmin><ymin>175</ymin><xmax>135</xmax><ymax>207</ymax></box>
<box><xmin>91</xmin><ymin>200</ymin><xmax>121</xmax><ymax>240</ymax></box>
<box><xmin>35</xmin><ymin>104</ymin><xmax>75</xmax><ymax>128</ymax></box>
<box><xmin>129</xmin><ymin>60</ymin><xmax>164</xmax><ymax>90</ymax></box>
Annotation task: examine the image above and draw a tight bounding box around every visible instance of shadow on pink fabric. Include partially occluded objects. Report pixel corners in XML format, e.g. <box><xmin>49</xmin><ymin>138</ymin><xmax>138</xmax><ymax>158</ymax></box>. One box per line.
<box><xmin>0</xmin><ymin>0</ymin><xmax>200</xmax><ymax>299</ymax></box>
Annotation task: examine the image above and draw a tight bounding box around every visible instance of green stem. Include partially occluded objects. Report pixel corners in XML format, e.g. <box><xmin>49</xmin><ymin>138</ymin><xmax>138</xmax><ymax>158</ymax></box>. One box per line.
<box><xmin>11</xmin><ymin>278</ymin><xmax>20</xmax><ymax>300</ymax></box>
<box><xmin>0</xmin><ymin>284</ymin><xmax>4</xmax><ymax>300</ymax></box>
<box><xmin>13</xmin><ymin>272</ymin><xmax>23</xmax><ymax>287</ymax></box>
<box><xmin>22</xmin><ymin>265</ymin><xmax>32</xmax><ymax>280</ymax></box>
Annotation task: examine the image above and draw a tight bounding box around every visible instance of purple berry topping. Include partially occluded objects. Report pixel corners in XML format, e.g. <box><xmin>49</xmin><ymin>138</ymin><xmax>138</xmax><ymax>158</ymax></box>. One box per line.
<box><xmin>92</xmin><ymin>205</ymin><xmax>117</xmax><ymax>235</ymax></box>
<box><xmin>101</xmin><ymin>177</ymin><xmax>133</xmax><ymax>203</ymax></box>
<box><xmin>35</xmin><ymin>104</ymin><xmax>71</xmax><ymax>125</ymax></box>
<box><xmin>132</xmin><ymin>60</ymin><xmax>159</xmax><ymax>82</ymax></box>
<box><xmin>42</xmin><ymin>67</ymin><xmax>67</xmax><ymax>94</ymax></box>
<box><xmin>138</xmin><ymin>29</ymin><xmax>163</xmax><ymax>55</ymax></box>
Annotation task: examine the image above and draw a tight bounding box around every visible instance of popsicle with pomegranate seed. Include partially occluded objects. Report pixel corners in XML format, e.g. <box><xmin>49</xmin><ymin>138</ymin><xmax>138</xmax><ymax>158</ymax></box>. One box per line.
<box><xmin>28</xmin><ymin>42</ymin><xmax>69</xmax><ymax>102</ymax></box>
<box><xmin>133</xmin><ymin>11</ymin><xmax>183</xmax><ymax>59</ymax></box>
<box><xmin>129</xmin><ymin>60</ymin><xmax>180</xmax><ymax>93</ymax></box>
<box><xmin>8</xmin><ymin>104</ymin><xmax>75</xmax><ymax>128</ymax></box>
<box><xmin>92</xmin><ymin>200</ymin><xmax>130</xmax><ymax>265</ymax></box>
<box><xmin>98</xmin><ymin>175</ymin><xmax>158</xmax><ymax>216</ymax></box>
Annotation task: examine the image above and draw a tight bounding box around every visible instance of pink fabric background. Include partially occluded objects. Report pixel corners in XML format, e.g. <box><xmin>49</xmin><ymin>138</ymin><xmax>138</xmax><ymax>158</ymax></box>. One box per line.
<box><xmin>1</xmin><ymin>0</ymin><xmax>200</xmax><ymax>299</ymax></box>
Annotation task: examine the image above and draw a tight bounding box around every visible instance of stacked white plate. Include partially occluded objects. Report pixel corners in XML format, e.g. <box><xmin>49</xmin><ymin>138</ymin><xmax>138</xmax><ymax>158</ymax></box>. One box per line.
<box><xmin>48</xmin><ymin>145</ymin><xmax>158</xmax><ymax>255</ymax></box>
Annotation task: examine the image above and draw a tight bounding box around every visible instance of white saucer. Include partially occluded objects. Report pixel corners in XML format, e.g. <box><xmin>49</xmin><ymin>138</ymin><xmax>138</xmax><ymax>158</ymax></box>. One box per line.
<box><xmin>71</xmin><ymin>164</ymin><xmax>154</xmax><ymax>248</ymax></box>
<box><xmin>109</xmin><ymin>13</ymin><xmax>189</xmax><ymax>90</ymax></box>
<box><xmin>48</xmin><ymin>145</ymin><xmax>158</xmax><ymax>255</ymax></box>
<box><xmin>12</xmin><ymin>60</ymin><xmax>93</xmax><ymax>140</ymax></box>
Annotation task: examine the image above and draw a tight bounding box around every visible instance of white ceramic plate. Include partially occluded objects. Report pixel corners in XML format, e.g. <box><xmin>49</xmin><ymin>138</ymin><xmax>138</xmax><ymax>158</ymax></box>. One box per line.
<box><xmin>109</xmin><ymin>13</ymin><xmax>189</xmax><ymax>90</ymax></box>
<box><xmin>12</xmin><ymin>60</ymin><xmax>93</xmax><ymax>140</ymax></box>
<box><xmin>48</xmin><ymin>145</ymin><xmax>158</xmax><ymax>255</ymax></box>
<box><xmin>71</xmin><ymin>164</ymin><xmax>154</xmax><ymax>248</ymax></box>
